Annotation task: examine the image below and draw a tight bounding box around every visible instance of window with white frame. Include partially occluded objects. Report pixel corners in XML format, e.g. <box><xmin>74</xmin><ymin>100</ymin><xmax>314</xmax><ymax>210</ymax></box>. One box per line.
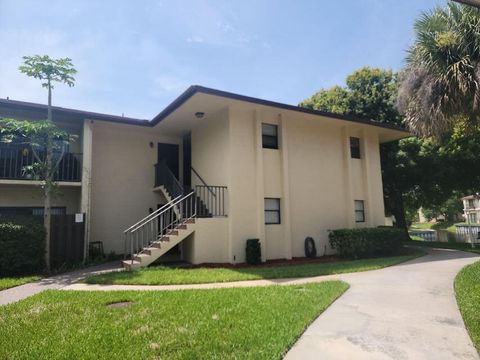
<box><xmin>265</xmin><ymin>198</ymin><xmax>281</xmax><ymax>224</ymax></box>
<box><xmin>354</xmin><ymin>200</ymin><xmax>365</xmax><ymax>223</ymax></box>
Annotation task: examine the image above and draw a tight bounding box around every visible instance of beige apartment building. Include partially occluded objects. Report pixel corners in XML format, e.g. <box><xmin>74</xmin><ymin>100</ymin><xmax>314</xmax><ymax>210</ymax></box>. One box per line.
<box><xmin>0</xmin><ymin>86</ymin><xmax>408</xmax><ymax>268</ymax></box>
<box><xmin>462</xmin><ymin>194</ymin><xmax>480</xmax><ymax>224</ymax></box>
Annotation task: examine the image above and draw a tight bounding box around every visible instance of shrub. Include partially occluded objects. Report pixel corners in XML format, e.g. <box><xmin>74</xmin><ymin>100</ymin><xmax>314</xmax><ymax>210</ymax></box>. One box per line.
<box><xmin>0</xmin><ymin>217</ymin><xmax>45</xmax><ymax>275</ymax></box>
<box><xmin>329</xmin><ymin>227</ymin><xmax>407</xmax><ymax>259</ymax></box>
<box><xmin>246</xmin><ymin>239</ymin><xmax>261</xmax><ymax>265</ymax></box>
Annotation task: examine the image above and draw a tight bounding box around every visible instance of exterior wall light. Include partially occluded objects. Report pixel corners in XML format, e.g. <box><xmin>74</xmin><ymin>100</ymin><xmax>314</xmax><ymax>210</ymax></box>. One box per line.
<box><xmin>195</xmin><ymin>112</ymin><xmax>205</xmax><ymax>119</ymax></box>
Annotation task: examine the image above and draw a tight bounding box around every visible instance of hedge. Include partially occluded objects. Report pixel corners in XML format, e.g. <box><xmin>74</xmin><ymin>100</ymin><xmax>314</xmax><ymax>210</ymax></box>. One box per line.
<box><xmin>0</xmin><ymin>217</ymin><xmax>45</xmax><ymax>276</ymax></box>
<box><xmin>329</xmin><ymin>227</ymin><xmax>407</xmax><ymax>259</ymax></box>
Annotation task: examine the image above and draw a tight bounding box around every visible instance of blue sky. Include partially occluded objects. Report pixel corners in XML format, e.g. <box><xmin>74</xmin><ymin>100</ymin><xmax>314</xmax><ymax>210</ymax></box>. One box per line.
<box><xmin>0</xmin><ymin>0</ymin><xmax>444</xmax><ymax>119</ymax></box>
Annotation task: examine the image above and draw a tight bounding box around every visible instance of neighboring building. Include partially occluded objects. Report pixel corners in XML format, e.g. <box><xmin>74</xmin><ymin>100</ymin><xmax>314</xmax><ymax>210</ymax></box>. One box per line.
<box><xmin>0</xmin><ymin>86</ymin><xmax>408</xmax><ymax>268</ymax></box>
<box><xmin>462</xmin><ymin>194</ymin><xmax>480</xmax><ymax>224</ymax></box>
<box><xmin>417</xmin><ymin>207</ymin><xmax>429</xmax><ymax>223</ymax></box>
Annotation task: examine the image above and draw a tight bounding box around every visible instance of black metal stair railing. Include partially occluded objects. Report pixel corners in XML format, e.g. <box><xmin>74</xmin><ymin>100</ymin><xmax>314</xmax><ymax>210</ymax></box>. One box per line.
<box><xmin>154</xmin><ymin>161</ymin><xmax>184</xmax><ymax>198</ymax></box>
<box><xmin>154</xmin><ymin>162</ymin><xmax>227</xmax><ymax>217</ymax></box>
<box><xmin>195</xmin><ymin>185</ymin><xmax>227</xmax><ymax>217</ymax></box>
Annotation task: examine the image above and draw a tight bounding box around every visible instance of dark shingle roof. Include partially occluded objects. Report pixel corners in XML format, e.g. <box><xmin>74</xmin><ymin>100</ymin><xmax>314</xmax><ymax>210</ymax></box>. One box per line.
<box><xmin>0</xmin><ymin>98</ymin><xmax>149</xmax><ymax>126</ymax></box>
<box><xmin>0</xmin><ymin>85</ymin><xmax>409</xmax><ymax>134</ymax></box>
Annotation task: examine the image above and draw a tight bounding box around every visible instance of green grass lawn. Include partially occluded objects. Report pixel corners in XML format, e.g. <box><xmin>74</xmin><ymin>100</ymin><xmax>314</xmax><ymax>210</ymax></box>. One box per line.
<box><xmin>0</xmin><ymin>275</ymin><xmax>41</xmax><ymax>290</ymax></box>
<box><xmin>0</xmin><ymin>282</ymin><xmax>348</xmax><ymax>359</ymax></box>
<box><xmin>455</xmin><ymin>261</ymin><xmax>480</xmax><ymax>351</ymax></box>
<box><xmin>410</xmin><ymin>221</ymin><xmax>458</xmax><ymax>233</ymax></box>
<box><xmin>86</xmin><ymin>251</ymin><xmax>422</xmax><ymax>286</ymax></box>
<box><xmin>405</xmin><ymin>240</ymin><xmax>480</xmax><ymax>254</ymax></box>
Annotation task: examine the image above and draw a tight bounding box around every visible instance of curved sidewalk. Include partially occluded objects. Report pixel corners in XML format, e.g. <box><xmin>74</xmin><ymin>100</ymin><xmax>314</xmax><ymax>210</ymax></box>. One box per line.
<box><xmin>63</xmin><ymin>248</ymin><xmax>480</xmax><ymax>359</ymax></box>
<box><xmin>0</xmin><ymin>261</ymin><xmax>121</xmax><ymax>306</ymax></box>
<box><xmin>285</xmin><ymin>248</ymin><xmax>479</xmax><ymax>360</ymax></box>
<box><xmin>63</xmin><ymin>273</ymin><xmax>344</xmax><ymax>291</ymax></box>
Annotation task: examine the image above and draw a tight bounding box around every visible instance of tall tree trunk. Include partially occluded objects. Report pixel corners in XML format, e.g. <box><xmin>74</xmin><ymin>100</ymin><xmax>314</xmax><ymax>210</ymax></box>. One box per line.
<box><xmin>44</xmin><ymin>80</ymin><xmax>53</xmax><ymax>272</ymax></box>
<box><xmin>390</xmin><ymin>191</ymin><xmax>411</xmax><ymax>240</ymax></box>
<box><xmin>44</xmin><ymin>143</ymin><xmax>52</xmax><ymax>272</ymax></box>
<box><xmin>47</xmin><ymin>79</ymin><xmax>52</xmax><ymax>121</ymax></box>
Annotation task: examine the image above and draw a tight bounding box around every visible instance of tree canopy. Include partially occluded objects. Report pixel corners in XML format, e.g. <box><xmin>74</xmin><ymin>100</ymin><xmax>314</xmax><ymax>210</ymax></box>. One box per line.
<box><xmin>300</xmin><ymin>67</ymin><xmax>401</xmax><ymax>125</ymax></box>
<box><xmin>19</xmin><ymin>55</ymin><xmax>76</xmax><ymax>90</ymax></box>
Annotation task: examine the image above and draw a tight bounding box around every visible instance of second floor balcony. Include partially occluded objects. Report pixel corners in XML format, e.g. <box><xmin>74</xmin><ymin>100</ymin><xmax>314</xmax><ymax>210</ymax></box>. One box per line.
<box><xmin>0</xmin><ymin>145</ymin><xmax>82</xmax><ymax>183</ymax></box>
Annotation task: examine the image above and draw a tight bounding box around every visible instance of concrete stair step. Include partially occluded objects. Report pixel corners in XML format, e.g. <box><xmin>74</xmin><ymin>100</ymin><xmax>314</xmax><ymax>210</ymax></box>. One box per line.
<box><xmin>134</xmin><ymin>253</ymin><xmax>152</xmax><ymax>262</ymax></box>
<box><xmin>122</xmin><ymin>213</ymin><xmax>196</xmax><ymax>270</ymax></box>
<box><xmin>122</xmin><ymin>260</ymin><xmax>141</xmax><ymax>270</ymax></box>
<box><xmin>145</xmin><ymin>247</ymin><xmax>162</xmax><ymax>255</ymax></box>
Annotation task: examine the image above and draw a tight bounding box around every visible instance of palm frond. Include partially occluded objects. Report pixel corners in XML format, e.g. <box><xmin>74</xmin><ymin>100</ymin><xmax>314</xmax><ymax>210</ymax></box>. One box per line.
<box><xmin>397</xmin><ymin>2</ymin><xmax>480</xmax><ymax>137</ymax></box>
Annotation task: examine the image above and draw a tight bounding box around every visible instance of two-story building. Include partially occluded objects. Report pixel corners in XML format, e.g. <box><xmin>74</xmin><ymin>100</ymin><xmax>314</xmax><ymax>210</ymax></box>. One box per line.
<box><xmin>0</xmin><ymin>86</ymin><xmax>409</xmax><ymax>268</ymax></box>
<box><xmin>462</xmin><ymin>194</ymin><xmax>480</xmax><ymax>224</ymax></box>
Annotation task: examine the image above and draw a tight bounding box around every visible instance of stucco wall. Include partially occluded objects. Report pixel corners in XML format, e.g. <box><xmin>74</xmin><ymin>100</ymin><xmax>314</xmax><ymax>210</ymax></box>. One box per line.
<box><xmin>228</xmin><ymin>107</ymin><xmax>260</xmax><ymax>262</ymax></box>
<box><xmin>191</xmin><ymin>109</ymin><xmax>229</xmax><ymax>188</ymax></box>
<box><xmin>183</xmin><ymin>218</ymin><xmax>229</xmax><ymax>264</ymax></box>
<box><xmin>85</xmin><ymin>104</ymin><xmax>387</xmax><ymax>261</ymax></box>
<box><xmin>222</xmin><ymin>105</ymin><xmax>387</xmax><ymax>262</ymax></box>
<box><xmin>89</xmin><ymin>121</ymin><xmax>179</xmax><ymax>254</ymax></box>
<box><xmin>0</xmin><ymin>185</ymin><xmax>80</xmax><ymax>213</ymax></box>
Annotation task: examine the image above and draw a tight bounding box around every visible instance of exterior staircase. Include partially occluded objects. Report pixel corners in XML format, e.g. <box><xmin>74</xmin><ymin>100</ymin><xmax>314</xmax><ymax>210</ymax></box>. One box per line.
<box><xmin>155</xmin><ymin>161</ymin><xmax>212</xmax><ymax>218</ymax></box>
<box><xmin>122</xmin><ymin>191</ymin><xmax>197</xmax><ymax>270</ymax></box>
<box><xmin>122</xmin><ymin>161</ymin><xmax>226</xmax><ymax>270</ymax></box>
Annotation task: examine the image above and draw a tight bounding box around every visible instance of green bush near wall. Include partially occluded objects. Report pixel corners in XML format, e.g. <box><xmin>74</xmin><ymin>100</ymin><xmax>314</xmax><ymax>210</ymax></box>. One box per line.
<box><xmin>329</xmin><ymin>227</ymin><xmax>407</xmax><ymax>259</ymax></box>
<box><xmin>0</xmin><ymin>217</ymin><xmax>45</xmax><ymax>276</ymax></box>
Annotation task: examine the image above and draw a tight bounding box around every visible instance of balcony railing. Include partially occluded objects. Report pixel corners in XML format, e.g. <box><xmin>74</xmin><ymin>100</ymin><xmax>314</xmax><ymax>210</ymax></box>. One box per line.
<box><xmin>0</xmin><ymin>146</ymin><xmax>82</xmax><ymax>182</ymax></box>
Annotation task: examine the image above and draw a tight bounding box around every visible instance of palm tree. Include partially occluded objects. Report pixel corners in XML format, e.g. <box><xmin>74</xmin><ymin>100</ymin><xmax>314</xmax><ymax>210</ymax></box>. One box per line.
<box><xmin>452</xmin><ymin>0</ymin><xmax>480</xmax><ymax>9</ymax></box>
<box><xmin>397</xmin><ymin>2</ymin><xmax>480</xmax><ymax>138</ymax></box>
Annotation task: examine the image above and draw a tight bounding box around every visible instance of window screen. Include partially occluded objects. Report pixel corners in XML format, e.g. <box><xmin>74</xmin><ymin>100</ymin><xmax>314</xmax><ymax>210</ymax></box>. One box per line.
<box><xmin>350</xmin><ymin>137</ymin><xmax>361</xmax><ymax>159</ymax></box>
<box><xmin>262</xmin><ymin>124</ymin><xmax>279</xmax><ymax>149</ymax></box>
<box><xmin>354</xmin><ymin>200</ymin><xmax>365</xmax><ymax>223</ymax></box>
<box><xmin>265</xmin><ymin>198</ymin><xmax>281</xmax><ymax>224</ymax></box>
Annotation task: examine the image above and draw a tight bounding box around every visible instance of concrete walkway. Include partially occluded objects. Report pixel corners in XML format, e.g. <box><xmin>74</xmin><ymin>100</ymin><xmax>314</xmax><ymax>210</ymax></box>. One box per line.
<box><xmin>286</xmin><ymin>248</ymin><xmax>479</xmax><ymax>360</ymax></box>
<box><xmin>63</xmin><ymin>248</ymin><xmax>480</xmax><ymax>359</ymax></box>
<box><xmin>0</xmin><ymin>261</ymin><xmax>122</xmax><ymax>306</ymax></box>
<box><xmin>63</xmin><ymin>273</ymin><xmax>344</xmax><ymax>291</ymax></box>
<box><xmin>2</xmin><ymin>248</ymin><xmax>478</xmax><ymax>359</ymax></box>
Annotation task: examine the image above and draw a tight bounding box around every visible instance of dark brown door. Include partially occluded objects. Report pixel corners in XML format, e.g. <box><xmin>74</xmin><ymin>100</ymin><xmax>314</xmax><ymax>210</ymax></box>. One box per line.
<box><xmin>158</xmin><ymin>143</ymin><xmax>179</xmax><ymax>179</ymax></box>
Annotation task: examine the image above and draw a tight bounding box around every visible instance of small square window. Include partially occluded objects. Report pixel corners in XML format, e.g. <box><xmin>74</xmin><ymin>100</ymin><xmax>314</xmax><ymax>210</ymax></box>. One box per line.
<box><xmin>350</xmin><ymin>137</ymin><xmax>361</xmax><ymax>159</ymax></box>
<box><xmin>354</xmin><ymin>200</ymin><xmax>365</xmax><ymax>223</ymax></box>
<box><xmin>265</xmin><ymin>198</ymin><xmax>281</xmax><ymax>224</ymax></box>
<box><xmin>262</xmin><ymin>124</ymin><xmax>278</xmax><ymax>149</ymax></box>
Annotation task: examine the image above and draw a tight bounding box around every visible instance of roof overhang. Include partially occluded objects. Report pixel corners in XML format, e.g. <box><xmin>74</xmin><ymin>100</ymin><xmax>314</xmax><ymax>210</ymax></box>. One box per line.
<box><xmin>150</xmin><ymin>85</ymin><xmax>411</xmax><ymax>142</ymax></box>
<box><xmin>0</xmin><ymin>85</ymin><xmax>411</xmax><ymax>143</ymax></box>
